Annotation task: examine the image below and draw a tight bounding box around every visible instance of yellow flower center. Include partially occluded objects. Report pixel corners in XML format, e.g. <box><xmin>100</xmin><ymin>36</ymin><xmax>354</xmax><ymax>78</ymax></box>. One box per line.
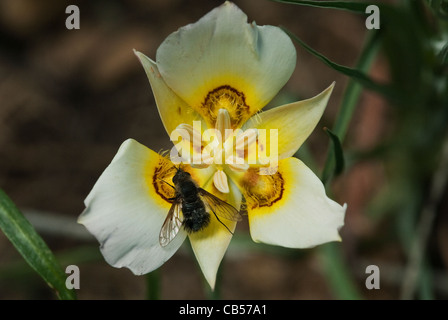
<box><xmin>201</xmin><ymin>85</ymin><xmax>250</xmax><ymax>129</ymax></box>
<box><xmin>239</xmin><ymin>167</ymin><xmax>285</xmax><ymax>210</ymax></box>
<box><xmin>152</xmin><ymin>158</ymin><xmax>176</xmax><ymax>203</ymax></box>
<box><xmin>151</xmin><ymin>157</ymin><xmax>202</xmax><ymax>204</ymax></box>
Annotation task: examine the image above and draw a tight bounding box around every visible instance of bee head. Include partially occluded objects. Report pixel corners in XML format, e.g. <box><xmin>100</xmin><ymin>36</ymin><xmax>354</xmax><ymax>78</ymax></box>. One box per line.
<box><xmin>172</xmin><ymin>166</ymin><xmax>190</xmax><ymax>184</ymax></box>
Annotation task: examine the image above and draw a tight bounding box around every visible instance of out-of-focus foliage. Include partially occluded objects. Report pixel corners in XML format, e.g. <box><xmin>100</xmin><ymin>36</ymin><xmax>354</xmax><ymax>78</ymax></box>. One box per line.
<box><xmin>277</xmin><ymin>0</ymin><xmax>448</xmax><ymax>299</ymax></box>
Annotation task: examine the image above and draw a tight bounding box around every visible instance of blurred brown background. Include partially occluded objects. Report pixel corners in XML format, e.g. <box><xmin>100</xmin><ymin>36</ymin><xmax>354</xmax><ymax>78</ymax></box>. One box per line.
<box><xmin>1</xmin><ymin>0</ymin><xmax>442</xmax><ymax>299</ymax></box>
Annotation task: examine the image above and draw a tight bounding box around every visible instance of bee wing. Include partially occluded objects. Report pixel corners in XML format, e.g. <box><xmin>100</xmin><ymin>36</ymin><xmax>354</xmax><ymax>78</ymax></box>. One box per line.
<box><xmin>159</xmin><ymin>201</ymin><xmax>184</xmax><ymax>247</ymax></box>
<box><xmin>198</xmin><ymin>188</ymin><xmax>243</xmax><ymax>222</ymax></box>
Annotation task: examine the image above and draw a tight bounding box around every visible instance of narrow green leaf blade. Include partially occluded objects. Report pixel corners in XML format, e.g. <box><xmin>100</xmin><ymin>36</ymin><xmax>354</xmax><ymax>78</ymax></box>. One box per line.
<box><xmin>284</xmin><ymin>28</ymin><xmax>400</xmax><ymax>102</ymax></box>
<box><xmin>324</xmin><ymin>128</ymin><xmax>345</xmax><ymax>180</ymax></box>
<box><xmin>438</xmin><ymin>42</ymin><xmax>448</xmax><ymax>65</ymax></box>
<box><xmin>270</xmin><ymin>0</ymin><xmax>370</xmax><ymax>13</ymax></box>
<box><xmin>321</xmin><ymin>30</ymin><xmax>380</xmax><ymax>184</ymax></box>
<box><xmin>0</xmin><ymin>189</ymin><xmax>76</xmax><ymax>300</ymax></box>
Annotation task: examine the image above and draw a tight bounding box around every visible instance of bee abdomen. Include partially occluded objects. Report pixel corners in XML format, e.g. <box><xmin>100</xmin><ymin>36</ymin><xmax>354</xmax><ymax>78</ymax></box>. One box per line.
<box><xmin>182</xmin><ymin>204</ymin><xmax>210</xmax><ymax>233</ymax></box>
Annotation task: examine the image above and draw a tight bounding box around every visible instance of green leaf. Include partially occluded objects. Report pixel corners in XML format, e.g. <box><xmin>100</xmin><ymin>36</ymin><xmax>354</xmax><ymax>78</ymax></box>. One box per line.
<box><xmin>426</xmin><ymin>0</ymin><xmax>448</xmax><ymax>18</ymax></box>
<box><xmin>316</xmin><ymin>31</ymin><xmax>380</xmax><ymax>301</ymax></box>
<box><xmin>270</xmin><ymin>0</ymin><xmax>371</xmax><ymax>13</ymax></box>
<box><xmin>438</xmin><ymin>42</ymin><xmax>448</xmax><ymax>65</ymax></box>
<box><xmin>323</xmin><ymin>128</ymin><xmax>345</xmax><ymax>180</ymax></box>
<box><xmin>321</xmin><ymin>30</ymin><xmax>380</xmax><ymax>184</ymax></box>
<box><xmin>0</xmin><ymin>189</ymin><xmax>76</xmax><ymax>300</ymax></box>
<box><xmin>283</xmin><ymin>28</ymin><xmax>401</xmax><ymax>103</ymax></box>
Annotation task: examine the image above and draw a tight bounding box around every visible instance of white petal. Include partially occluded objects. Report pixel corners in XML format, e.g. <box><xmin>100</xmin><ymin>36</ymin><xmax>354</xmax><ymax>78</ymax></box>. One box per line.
<box><xmin>134</xmin><ymin>51</ymin><xmax>203</xmax><ymax>136</ymax></box>
<box><xmin>78</xmin><ymin>139</ymin><xmax>187</xmax><ymax>275</ymax></box>
<box><xmin>243</xmin><ymin>83</ymin><xmax>335</xmax><ymax>159</ymax></box>
<box><xmin>238</xmin><ymin>157</ymin><xmax>345</xmax><ymax>248</ymax></box>
<box><xmin>156</xmin><ymin>2</ymin><xmax>296</xmax><ymax>122</ymax></box>
<box><xmin>189</xmin><ymin>178</ymin><xmax>242</xmax><ymax>289</ymax></box>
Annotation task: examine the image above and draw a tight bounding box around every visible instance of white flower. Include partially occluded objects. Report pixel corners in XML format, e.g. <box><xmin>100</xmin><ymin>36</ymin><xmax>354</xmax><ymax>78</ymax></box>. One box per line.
<box><xmin>78</xmin><ymin>1</ymin><xmax>346</xmax><ymax>289</ymax></box>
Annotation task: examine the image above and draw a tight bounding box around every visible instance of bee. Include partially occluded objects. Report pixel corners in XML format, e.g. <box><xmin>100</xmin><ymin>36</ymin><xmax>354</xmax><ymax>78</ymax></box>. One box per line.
<box><xmin>159</xmin><ymin>166</ymin><xmax>242</xmax><ymax>247</ymax></box>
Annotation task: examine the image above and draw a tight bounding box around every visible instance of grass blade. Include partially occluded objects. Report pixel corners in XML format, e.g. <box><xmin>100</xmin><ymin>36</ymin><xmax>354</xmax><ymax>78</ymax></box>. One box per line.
<box><xmin>321</xmin><ymin>30</ymin><xmax>380</xmax><ymax>183</ymax></box>
<box><xmin>284</xmin><ymin>28</ymin><xmax>399</xmax><ymax>102</ymax></box>
<box><xmin>0</xmin><ymin>189</ymin><xmax>76</xmax><ymax>300</ymax></box>
<box><xmin>270</xmin><ymin>0</ymin><xmax>370</xmax><ymax>13</ymax></box>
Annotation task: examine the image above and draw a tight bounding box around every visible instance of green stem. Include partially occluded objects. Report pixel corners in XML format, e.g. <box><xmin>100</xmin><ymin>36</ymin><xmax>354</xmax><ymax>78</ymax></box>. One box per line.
<box><xmin>146</xmin><ymin>269</ymin><xmax>161</xmax><ymax>300</ymax></box>
<box><xmin>320</xmin><ymin>243</ymin><xmax>362</xmax><ymax>299</ymax></box>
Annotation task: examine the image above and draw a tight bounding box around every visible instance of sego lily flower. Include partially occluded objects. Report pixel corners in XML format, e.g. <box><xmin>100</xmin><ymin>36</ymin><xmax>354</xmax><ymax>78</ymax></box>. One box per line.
<box><xmin>78</xmin><ymin>1</ymin><xmax>346</xmax><ymax>289</ymax></box>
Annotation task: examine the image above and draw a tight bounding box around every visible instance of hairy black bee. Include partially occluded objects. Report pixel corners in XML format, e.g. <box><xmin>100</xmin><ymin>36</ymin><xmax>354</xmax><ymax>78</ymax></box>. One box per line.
<box><xmin>159</xmin><ymin>167</ymin><xmax>242</xmax><ymax>247</ymax></box>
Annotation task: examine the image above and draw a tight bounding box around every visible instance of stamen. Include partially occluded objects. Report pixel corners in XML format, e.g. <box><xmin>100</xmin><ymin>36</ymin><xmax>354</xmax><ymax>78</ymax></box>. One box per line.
<box><xmin>235</xmin><ymin>128</ymin><xmax>258</xmax><ymax>159</ymax></box>
<box><xmin>198</xmin><ymin>152</ymin><xmax>214</xmax><ymax>167</ymax></box>
<box><xmin>174</xmin><ymin>123</ymin><xmax>203</xmax><ymax>153</ymax></box>
<box><xmin>223</xmin><ymin>128</ymin><xmax>258</xmax><ymax>166</ymax></box>
<box><xmin>215</xmin><ymin>109</ymin><xmax>232</xmax><ymax>142</ymax></box>
<box><xmin>190</xmin><ymin>153</ymin><xmax>210</xmax><ymax>169</ymax></box>
<box><xmin>226</xmin><ymin>156</ymin><xmax>249</xmax><ymax>172</ymax></box>
<box><xmin>228</xmin><ymin>162</ymin><xmax>250</xmax><ymax>172</ymax></box>
<box><xmin>213</xmin><ymin>169</ymin><xmax>230</xmax><ymax>193</ymax></box>
<box><xmin>174</xmin><ymin>123</ymin><xmax>193</xmax><ymax>140</ymax></box>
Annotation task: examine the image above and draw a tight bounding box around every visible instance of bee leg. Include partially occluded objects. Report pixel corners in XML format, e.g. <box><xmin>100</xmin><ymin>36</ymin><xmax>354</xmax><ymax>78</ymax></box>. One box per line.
<box><xmin>168</xmin><ymin>194</ymin><xmax>181</xmax><ymax>201</ymax></box>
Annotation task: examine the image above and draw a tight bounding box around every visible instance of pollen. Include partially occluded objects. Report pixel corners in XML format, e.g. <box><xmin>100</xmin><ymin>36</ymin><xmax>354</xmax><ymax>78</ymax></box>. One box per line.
<box><xmin>201</xmin><ymin>85</ymin><xmax>250</xmax><ymax>128</ymax></box>
<box><xmin>240</xmin><ymin>167</ymin><xmax>285</xmax><ymax>209</ymax></box>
